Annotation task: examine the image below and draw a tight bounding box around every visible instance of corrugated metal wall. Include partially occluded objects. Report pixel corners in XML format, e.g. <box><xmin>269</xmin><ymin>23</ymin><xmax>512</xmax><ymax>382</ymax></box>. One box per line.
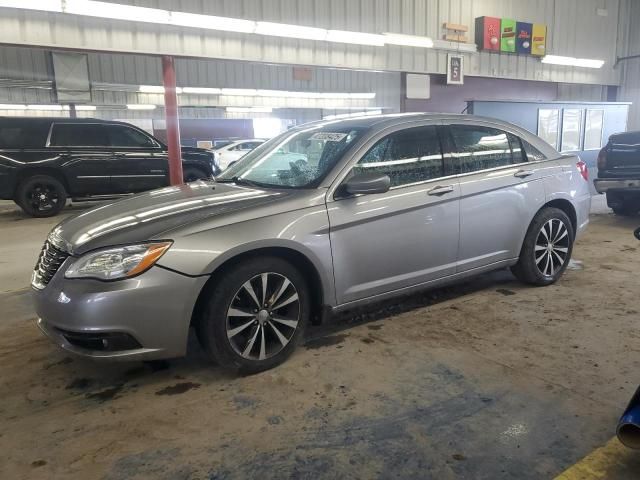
<box><xmin>0</xmin><ymin>0</ymin><xmax>622</xmax><ymax>85</ymax></box>
<box><xmin>617</xmin><ymin>0</ymin><xmax>640</xmax><ymax>130</ymax></box>
<box><xmin>0</xmin><ymin>46</ymin><xmax>401</xmax><ymax>118</ymax></box>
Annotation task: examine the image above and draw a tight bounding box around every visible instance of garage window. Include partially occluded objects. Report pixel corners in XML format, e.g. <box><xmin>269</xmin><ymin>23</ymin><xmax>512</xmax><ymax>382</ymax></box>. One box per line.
<box><xmin>353</xmin><ymin>126</ymin><xmax>443</xmax><ymax>187</ymax></box>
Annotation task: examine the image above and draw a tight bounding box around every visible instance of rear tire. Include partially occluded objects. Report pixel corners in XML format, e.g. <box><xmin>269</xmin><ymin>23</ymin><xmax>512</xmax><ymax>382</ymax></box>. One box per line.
<box><xmin>197</xmin><ymin>256</ymin><xmax>310</xmax><ymax>374</ymax></box>
<box><xmin>511</xmin><ymin>207</ymin><xmax>574</xmax><ymax>286</ymax></box>
<box><xmin>15</xmin><ymin>175</ymin><xmax>67</xmax><ymax>218</ymax></box>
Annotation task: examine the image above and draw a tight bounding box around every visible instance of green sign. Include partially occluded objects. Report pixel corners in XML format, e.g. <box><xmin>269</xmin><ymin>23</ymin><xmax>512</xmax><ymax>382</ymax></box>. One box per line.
<box><xmin>500</xmin><ymin>18</ymin><xmax>516</xmax><ymax>52</ymax></box>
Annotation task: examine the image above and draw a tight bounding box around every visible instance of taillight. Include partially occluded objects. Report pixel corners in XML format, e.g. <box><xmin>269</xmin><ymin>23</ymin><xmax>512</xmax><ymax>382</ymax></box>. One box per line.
<box><xmin>577</xmin><ymin>160</ymin><xmax>589</xmax><ymax>181</ymax></box>
<box><xmin>597</xmin><ymin>147</ymin><xmax>607</xmax><ymax>170</ymax></box>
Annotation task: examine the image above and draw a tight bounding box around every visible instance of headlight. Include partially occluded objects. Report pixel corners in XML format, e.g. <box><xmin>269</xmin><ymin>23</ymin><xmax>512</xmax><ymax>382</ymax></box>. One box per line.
<box><xmin>65</xmin><ymin>242</ymin><xmax>172</xmax><ymax>281</ymax></box>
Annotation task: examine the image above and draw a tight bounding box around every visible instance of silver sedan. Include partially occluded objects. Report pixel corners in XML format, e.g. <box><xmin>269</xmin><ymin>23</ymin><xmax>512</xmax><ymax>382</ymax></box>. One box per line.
<box><xmin>33</xmin><ymin>113</ymin><xmax>591</xmax><ymax>372</ymax></box>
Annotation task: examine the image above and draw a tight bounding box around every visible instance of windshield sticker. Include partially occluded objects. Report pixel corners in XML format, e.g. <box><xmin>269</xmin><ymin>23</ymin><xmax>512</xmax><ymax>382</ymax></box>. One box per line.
<box><xmin>310</xmin><ymin>132</ymin><xmax>348</xmax><ymax>142</ymax></box>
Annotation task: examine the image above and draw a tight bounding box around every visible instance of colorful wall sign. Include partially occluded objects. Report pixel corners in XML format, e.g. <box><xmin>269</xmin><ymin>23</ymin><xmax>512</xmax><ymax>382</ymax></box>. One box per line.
<box><xmin>531</xmin><ymin>23</ymin><xmax>547</xmax><ymax>56</ymax></box>
<box><xmin>500</xmin><ymin>18</ymin><xmax>516</xmax><ymax>52</ymax></box>
<box><xmin>475</xmin><ymin>16</ymin><xmax>501</xmax><ymax>51</ymax></box>
<box><xmin>476</xmin><ymin>16</ymin><xmax>545</xmax><ymax>56</ymax></box>
<box><xmin>516</xmin><ymin>22</ymin><xmax>533</xmax><ymax>54</ymax></box>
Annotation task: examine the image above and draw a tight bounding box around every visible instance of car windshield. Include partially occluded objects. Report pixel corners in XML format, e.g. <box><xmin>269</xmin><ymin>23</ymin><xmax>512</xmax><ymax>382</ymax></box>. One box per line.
<box><xmin>217</xmin><ymin>126</ymin><xmax>366</xmax><ymax>188</ymax></box>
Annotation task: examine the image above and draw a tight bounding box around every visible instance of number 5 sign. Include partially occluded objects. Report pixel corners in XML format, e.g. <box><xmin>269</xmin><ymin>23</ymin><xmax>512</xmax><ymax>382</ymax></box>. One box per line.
<box><xmin>447</xmin><ymin>54</ymin><xmax>464</xmax><ymax>85</ymax></box>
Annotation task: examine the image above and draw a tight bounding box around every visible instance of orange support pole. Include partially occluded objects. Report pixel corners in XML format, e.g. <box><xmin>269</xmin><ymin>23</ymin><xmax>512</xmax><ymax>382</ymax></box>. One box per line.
<box><xmin>162</xmin><ymin>55</ymin><xmax>183</xmax><ymax>185</ymax></box>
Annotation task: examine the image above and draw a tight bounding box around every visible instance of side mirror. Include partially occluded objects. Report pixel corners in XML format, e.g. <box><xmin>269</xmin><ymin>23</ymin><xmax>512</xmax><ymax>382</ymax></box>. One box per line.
<box><xmin>339</xmin><ymin>172</ymin><xmax>391</xmax><ymax>197</ymax></box>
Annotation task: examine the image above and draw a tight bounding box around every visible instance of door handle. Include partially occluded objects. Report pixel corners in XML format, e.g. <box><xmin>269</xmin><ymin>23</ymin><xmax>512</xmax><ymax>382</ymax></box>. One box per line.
<box><xmin>427</xmin><ymin>185</ymin><xmax>455</xmax><ymax>196</ymax></box>
<box><xmin>514</xmin><ymin>169</ymin><xmax>534</xmax><ymax>178</ymax></box>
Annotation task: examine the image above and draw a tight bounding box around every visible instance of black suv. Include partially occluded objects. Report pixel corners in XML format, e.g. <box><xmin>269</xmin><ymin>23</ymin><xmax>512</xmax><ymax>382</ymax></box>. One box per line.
<box><xmin>594</xmin><ymin>130</ymin><xmax>640</xmax><ymax>216</ymax></box>
<box><xmin>0</xmin><ymin>117</ymin><xmax>218</xmax><ymax>217</ymax></box>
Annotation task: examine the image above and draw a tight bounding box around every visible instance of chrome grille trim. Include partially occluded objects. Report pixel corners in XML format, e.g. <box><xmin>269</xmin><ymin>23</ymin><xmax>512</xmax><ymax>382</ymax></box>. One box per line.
<box><xmin>32</xmin><ymin>240</ymin><xmax>69</xmax><ymax>289</ymax></box>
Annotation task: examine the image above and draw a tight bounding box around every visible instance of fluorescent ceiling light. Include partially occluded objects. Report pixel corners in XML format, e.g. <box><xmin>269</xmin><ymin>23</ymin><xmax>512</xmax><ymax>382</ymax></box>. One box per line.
<box><xmin>65</xmin><ymin>0</ymin><xmax>169</xmax><ymax>24</ymax></box>
<box><xmin>0</xmin><ymin>104</ymin><xmax>27</xmax><ymax>109</ymax></box>
<box><xmin>255</xmin><ymin>21</ymin><xmax>327</xmax><ymax>41</ymax></box>
<box><xmin>541</xmin><ymin>55</ymin><xmax>605</xmax><ymax>69</ymax></box>
<box><xmin>62</xmin><ymin>105</ymin><xmax>97</xmax><ymax>111</ymax></box>
<box><xmin>326</xmin><ymin>30</ymin><xmax>385</xmax><ymax>46</ymax></box>
<box><xmin>0</xmin><ymin>0</ymin><xmax>62</xmax><ymax>12</ymax></box>
<box><xmin>139</xmin><ymin>85</ymin><xmax>183</xmax><ymax>94</ymax></box>
<box><xmin>27</xmin><ymin>104</ymin><xmax>63</xmax><ymax>110</ymax></box>
<box><xmin>227</xmin><ymin>107</ymin><xmax>273</xmax><ymax>113</ymax></box>
<box><xmin>383</xmin><ymin>33</ymin><xmax>434</xmax><ymax>48</ymax></box>
<box><xmin>127</xmin><ymin>104</ymin><xmax>157</xmax><ymax>110</ymax></box>
<box><xmin>170</xmin><ymin>12</ymin><xmax>255</xmax><ymax>33</ymax></box>
<box><xmin>182</xmin><ymin>87</ymin><xmax>222</xmax><ymax>95</ymax></box>
<box><xmin>323</xmin><ymin>109</ymin><xmax>383</xmax><ymax>120</ymax></box>
<box><xmin>139</xmin><ymin>85</ymin><xmax>165</xmax><ymax>94</ymax></box>
<box><xmin>221</xmin><ymin>88</ymin><xmax>259</xmax><ymax>96</ymax></box>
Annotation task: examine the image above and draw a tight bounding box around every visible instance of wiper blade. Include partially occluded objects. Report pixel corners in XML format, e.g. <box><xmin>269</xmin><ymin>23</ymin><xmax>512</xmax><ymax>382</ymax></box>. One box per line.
<box><xmin>218</xmin><ymin>176</ymin><xmax>270</xmax><ymax>188</ymax></box>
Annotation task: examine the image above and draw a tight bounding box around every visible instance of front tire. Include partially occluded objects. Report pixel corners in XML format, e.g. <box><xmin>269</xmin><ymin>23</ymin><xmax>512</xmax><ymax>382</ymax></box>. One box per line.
<box><xmin>197</xmin><ymin>256</ymin><xmax>310</xmax><ymax>373</ymax></box>
<box><xmin>511</xmin><ymin>207</ymin><xmax>574</xmax><ymax>286</ymax></box>
<box><xmin>15</xmin><ymin>175</ymin><xmax>67</xmax><ymax>217</ymax></box>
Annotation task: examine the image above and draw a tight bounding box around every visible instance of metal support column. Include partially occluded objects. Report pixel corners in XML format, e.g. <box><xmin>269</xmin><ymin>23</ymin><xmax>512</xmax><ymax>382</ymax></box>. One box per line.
<box><xmin>162</xmin><ymin>55</ymin><xmax>183</xmax><ymax>185</ymax></box>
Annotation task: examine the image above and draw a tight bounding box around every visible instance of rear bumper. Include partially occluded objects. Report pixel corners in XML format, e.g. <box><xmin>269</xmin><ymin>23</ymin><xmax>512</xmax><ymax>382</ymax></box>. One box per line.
<box><xmin>594</xmin><ymin>178</ymin><xmax>640</xmax><ymax>194</ymax></box>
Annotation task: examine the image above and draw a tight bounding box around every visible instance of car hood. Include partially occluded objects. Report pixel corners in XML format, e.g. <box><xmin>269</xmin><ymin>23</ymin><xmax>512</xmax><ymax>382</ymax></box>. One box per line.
<box><xmin>50</xmin><ymin>181</ymin><xmax>315</xmax><ymax>255</ymax></box>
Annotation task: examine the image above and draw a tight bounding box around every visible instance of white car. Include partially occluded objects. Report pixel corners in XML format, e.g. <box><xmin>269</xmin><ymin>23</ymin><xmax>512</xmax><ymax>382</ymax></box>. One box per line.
<box><xmin>213</xmin><ymin>139</ymin><xmax>265</xmax><ymax>170</ymax></box>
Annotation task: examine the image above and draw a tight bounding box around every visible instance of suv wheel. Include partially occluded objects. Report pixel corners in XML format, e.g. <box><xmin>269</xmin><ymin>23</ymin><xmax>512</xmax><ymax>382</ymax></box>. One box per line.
<box><xmin>16</xmin><ymin>175</ymin><xmax>67</xmax><ymax>218</ymax></box>
<box><xmin>511</xmin><ymin>207</ymin><xmax>574</xmax><ymax>286</ymax></box>
<box><xmin>197</xmin><ymin>256</ymin><xmax>310</xmax><ymax>373</ymax></box>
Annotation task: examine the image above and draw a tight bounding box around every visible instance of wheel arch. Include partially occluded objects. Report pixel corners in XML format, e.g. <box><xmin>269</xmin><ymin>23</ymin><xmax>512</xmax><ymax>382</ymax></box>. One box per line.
<box><xmin>190</xmin><ymin>245</ymin><xmax>328</xmax><ymax>332</ymax></box>
<box><xmin>539</xmin><ymin>198</ymin><xmax>577</xmax><ymax>235</ymax></box>
<box><xmin>15</xmin><ymin>167</ymin><xmax>70</xmax><ymax>198</ymax></box>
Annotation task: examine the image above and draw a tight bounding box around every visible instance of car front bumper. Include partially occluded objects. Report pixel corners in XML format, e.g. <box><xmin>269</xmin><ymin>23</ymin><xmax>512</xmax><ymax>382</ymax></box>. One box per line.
<box><xmin>33</xmin><ymin>263</ymin><xmax>208</xmax><ymax>361</ymax></box>
<box><xmin>594</xmin><ymin>178</ymin><xmax>640</xmax><ymax>194</ymax></box>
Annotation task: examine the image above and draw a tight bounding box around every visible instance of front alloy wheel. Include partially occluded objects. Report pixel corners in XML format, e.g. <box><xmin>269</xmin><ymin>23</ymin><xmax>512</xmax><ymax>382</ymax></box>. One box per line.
<box><xmin>197</xmin><ymin>256</ymin><xmax>309</xmax><ymax>373</ymax></box>
<box><xmin>534</xmin><ymin>219</ymin><xmax>570</xmax><ymax>278</ymax></box>
<box><xmin>226</xmin><ymin>272</ymin><xmax>300</xmax><ymax>361</ymax></box>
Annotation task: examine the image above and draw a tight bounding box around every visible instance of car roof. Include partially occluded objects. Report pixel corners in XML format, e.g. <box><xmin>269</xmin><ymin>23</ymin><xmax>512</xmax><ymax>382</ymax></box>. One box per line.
<box><xmin>0</xmin><ymin>117</ymin><xmax>139</xmax><ymax>127</ymax></box>
<box><xmin>294</xmin><ymin>112</ymin><xmax>523</xmax><ymax>132</ymax></box>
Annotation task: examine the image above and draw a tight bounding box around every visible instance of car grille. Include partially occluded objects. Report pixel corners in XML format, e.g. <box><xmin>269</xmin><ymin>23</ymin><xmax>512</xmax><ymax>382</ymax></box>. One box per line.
<box><xmin>32</xmin><ymin>240</ymin><xmax>69</xmax><ymax>289</ymax></box>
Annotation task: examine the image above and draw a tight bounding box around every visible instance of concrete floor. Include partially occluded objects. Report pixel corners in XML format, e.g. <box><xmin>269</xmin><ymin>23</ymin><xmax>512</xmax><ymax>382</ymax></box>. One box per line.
<box><xmin>1</xmin><ymin>197</ymin><xmax>640</xmax><ymax>479</ymax></box>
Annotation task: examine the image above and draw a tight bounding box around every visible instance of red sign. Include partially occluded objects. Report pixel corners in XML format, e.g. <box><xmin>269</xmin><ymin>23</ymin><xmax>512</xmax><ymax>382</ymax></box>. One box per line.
<box><xmin>475</xmin><ymin>16</ymin><xmax>501</xmax><ymax>51</ymax></box>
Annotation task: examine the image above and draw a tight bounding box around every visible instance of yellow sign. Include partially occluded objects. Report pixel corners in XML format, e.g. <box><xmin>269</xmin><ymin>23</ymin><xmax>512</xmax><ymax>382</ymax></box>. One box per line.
<box><xmin>531</xmin><ymin>24</ymin><xmax>547</xmax><ymax>56</ymax></box>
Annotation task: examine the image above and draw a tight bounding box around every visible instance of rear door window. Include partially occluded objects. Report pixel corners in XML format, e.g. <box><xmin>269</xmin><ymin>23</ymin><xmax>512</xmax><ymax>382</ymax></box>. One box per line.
<box><xmin>49</xmin><ymin>124</ymin><xmax>109</xmax><ymax>147</ymax></box>
<box><xmin>0</xmin><ymin>124</ymin><xmax>49</xmax><ymax>149</ymax></box>
<box><xmin>448</xmin><ymin>125</ymin><xmax>514</xmax><ymax>173</ymax></box>
<box><xmin>521</xmin><ymin>139</ymin><xmax>547</xmax><ymax>162</ymax></box>
<box><xmin>353</xmin><ymin>125</ymin><xmax>443</xmax><ymax>187</ymax></box>
<box><xmin>106</xmin><ymin>125</ymin><xmax>157</xmax><ymax>148</ymax></box>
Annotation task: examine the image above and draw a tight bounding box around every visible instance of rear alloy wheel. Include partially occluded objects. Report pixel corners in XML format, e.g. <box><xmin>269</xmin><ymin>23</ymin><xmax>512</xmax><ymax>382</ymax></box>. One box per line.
<box><xmin>16</xmin><ymin>175</ymin><xmax>67</xmax><ymax>218</ymax></box>
<box><xmin>198</xmin><ymin>257</ymin><xmax>310</xmax><ymax>373</ymax></box>
<box><xmin>533</xmin><ymin>219</ymin><xmax>571</xmax><ymax>278</ymax></box>
<box><xmin>511</xmin><ymin>207</ymin><xmax>574</xmax><ymax>286</ymax></box>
